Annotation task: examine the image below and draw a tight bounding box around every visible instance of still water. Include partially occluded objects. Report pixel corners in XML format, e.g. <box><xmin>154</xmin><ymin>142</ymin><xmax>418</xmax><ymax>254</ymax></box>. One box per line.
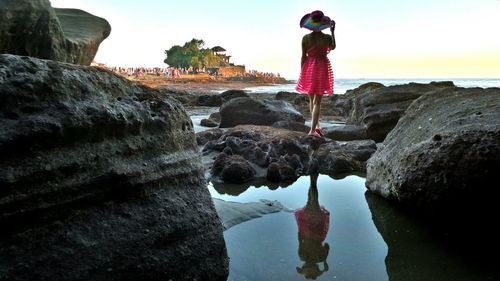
<box><xmin>209</xmin><ymin>175</ymin><xmax>499</xmax><ymax>281</ymax></box>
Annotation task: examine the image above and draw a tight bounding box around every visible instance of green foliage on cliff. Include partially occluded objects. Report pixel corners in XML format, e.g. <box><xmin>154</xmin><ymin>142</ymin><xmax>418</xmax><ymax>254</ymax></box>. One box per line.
<box><xmin>164</xmin><ymin>38</ymin><xmax>226</xmax><ymax>69</ymax></box>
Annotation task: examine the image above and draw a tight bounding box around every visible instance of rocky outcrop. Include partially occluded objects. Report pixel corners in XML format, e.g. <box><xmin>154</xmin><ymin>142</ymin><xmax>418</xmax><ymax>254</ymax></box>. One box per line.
<box><xmin>219</xmin><ymin>97</ymin><xmax>305</xmax><ymax>128</ymax></box>
<box><xmin>314</xmin><ymin>140</ymin><xmax>377</xmax><ymax>175</ymax></box>
<box><xmin>197</xmin><ymin>90</ymin><xmax>249</xmax><ymax>107</ymax></box>
<box><xmin>212</xmin><ymin>153</ymin><xmax>256</xmax><ymax>183</ymax></box>
<box><xmin>274</xmin><ymin>91</ymin><xmax>351</xmax><ymax>120</ymax></box>
<box><xmin>219</xmin><ymin>89</ymin><xmax>249</xmax><ymax>101</ymax></box>
<box><xmin>200</xmin><ymin>118</ymin><xmax>218</xmax><ymax>127</ymax></box>
<box><xmin>323</xmin><ymin>125</ymin><xmax>368</xmax><ymax>141</ymax></box>
<box><xmin>346</xmin><ymin>82</ymin><xmax>455</xmax><ymax>142</ymax></box>
<box><xmin>202</xmin><ymin>126</ymin><xmax>309</xmax><ymax>183</ymax></box>
<box><xmin>196</xmin><ymin>128</ymin><xmax>224</xmax><ymax>145</ymax></box>
<box><xmin>200</xmin><ymin>111</ymin><xmax>221</xmax><ymax>128</ymax></box>
<box><xmin>271</xmin><ymin>120</ymin><xmax>310</xmax><ymax>133</ymax></box>
<box><xmin>197</xmin><ymin>94</ymin><xmax>222</xmax><ymax>107</ymax></box>
<box><xmin>0</xmin><ymin>0</ymin><xmax>111</xmax><ymax>65</ymax></box>
<box><xmin>366</xmin><ymin>87</ymin><xmax>500</xmax><ymax>238</ymax></box>
<box><xmin>201</xmin><ymin>125</ymin><xmax>375</xmax><ymax>183</ymax></box>
<box><xmin>0</xmin><ymin>54</ymin><xmax>228</xmax><ymax>280</ymax></box>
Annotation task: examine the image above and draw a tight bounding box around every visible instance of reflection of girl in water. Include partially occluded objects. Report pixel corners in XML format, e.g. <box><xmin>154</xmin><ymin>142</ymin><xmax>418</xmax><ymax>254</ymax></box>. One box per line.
<box><xmin>294</xmin><ymin>173</ymin><xmax>330</xmax><ymax>279</ymax></box>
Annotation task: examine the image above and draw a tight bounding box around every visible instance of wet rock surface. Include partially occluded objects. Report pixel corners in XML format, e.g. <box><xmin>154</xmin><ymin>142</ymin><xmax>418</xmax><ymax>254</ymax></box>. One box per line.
<box><xmin>0</xmin><ymin>54</ymin><xmax>228</xmax><ymax>280</ymax></box>
<box><xmin>199</xmin><ymin>125</ymin><xmax>376</xmax><ymax>183</ymax></box>
<box><xmin>345</xmin><ymin>81</ymin><xmax>455</xmax><ymax>142</ymax></box>
<box><xmin>322</xmin><ymin>124</ymin><xmax>368</xmax><ymax>141</ymax></box>
<box><xmin>219</xmin><ymin>97</ymin><xmax>305</xmax><ymax>128</ymax></box>
<box><xmin>314</xmin><ymin>140</ymin><xmax>377</xmax><ymax>175</ymax></box>
<box><xmin>366</xmin><ymin>87</ymin><xmax>500</xmax><ymax>244</ymax></box>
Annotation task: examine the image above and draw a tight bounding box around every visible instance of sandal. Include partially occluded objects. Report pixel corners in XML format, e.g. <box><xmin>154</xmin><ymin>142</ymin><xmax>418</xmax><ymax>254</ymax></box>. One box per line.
<box><xmin>308</xmin><ymin>131</ymin><xmax>322</xmax><ymax>138</ymax></box>
<box><xmin>315</xmin><ymin>127</ymin><xmax>324</xmax><ymax>137</ymax></box>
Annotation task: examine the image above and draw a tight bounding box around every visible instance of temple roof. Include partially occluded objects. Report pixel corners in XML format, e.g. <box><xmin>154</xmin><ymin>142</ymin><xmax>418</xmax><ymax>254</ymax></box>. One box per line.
<box><xmin>211</xmin><ymin>46</ymin><xmax>226</xmax><ymax>52</ymax></box>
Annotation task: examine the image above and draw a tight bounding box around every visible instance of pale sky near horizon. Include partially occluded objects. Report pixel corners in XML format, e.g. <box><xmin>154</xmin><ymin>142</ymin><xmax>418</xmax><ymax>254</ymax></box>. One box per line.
<box><xmin>50</xmin><ymin>0</ymin><xmax>500</xmax><ymax>79</ymax></box>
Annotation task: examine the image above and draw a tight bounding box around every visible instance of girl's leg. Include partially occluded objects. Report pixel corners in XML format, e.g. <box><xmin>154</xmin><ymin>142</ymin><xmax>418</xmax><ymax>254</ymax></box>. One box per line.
<box><xmin>308</xmin><ymin>94</ymin><xmax>323</xmax><ymax>135</ymax></box>
<box><xmin>308</xmin><ymin>94</ymin><xmax>314</xmax><ymax>115</ymax></box>
<box><xmin>308</xmin><ymin>94</ymin><xmax>315</xmax><ymax>134</ymax></box>
<box><xmin>312</xmin><ymin>94</ymin><xmax>321</xmax><ymax>130</ymax></box>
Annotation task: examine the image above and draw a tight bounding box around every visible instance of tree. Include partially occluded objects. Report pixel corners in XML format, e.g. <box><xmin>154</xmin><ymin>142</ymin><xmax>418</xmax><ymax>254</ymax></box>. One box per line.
<box><xmin>164</xmin><ymin>45</ymin><xmax>189</xmax><ymax>68</ymax></box>
<box><xmin>164</xmin><ymin>38</ymin><xmax>224</xmax><ymax>69</ymax></box>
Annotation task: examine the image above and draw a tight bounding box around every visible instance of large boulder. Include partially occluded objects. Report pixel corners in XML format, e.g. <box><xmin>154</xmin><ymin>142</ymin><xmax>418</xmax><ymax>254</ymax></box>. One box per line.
<box><xmin>0</xmin><ymin>0</ymin><xmax>111</xmax><ymax>65</ymax></box>
<box><xmin>219</xmin><ymin>89</ymin><xmax>249</xmax><ymax>101</ymax></box>
<box><xmin>271</xmin><ymin>120</ymin><xmax>310</xmax><ymax>133</ymax></box>
<box><xmin>346</xmin><ymin>81</ymin><xmax>455</xmax><ymax>142</ymax></box>
<box><xmin>0</xmin><ymin>54</ymin><xmax>228</xmax><ymax>280</ymax></box>
<box><xmin>366</xmin><ymin>87</ymin><xmax>500</xmax><ymax>239</ymax></box>
<box><xmin>196</xmin><ymin>128</ymin><xmax>224</xmax><ymax>145</ymax></box>
<box><xmin>275</xmin><ymin>92</ymin><xmax>351</xmax><ymax>120</ymax></box>
<box><xmin>314</xmin><ymin>140</ymin><xmax>377</xmax><ymax>175</ymax></box>
<box><xmin>219</xmin><ymin>97</ymin><xmax>305</xmax><ymax>128</ymax></box>
<box><xmin>197</xmin><ymin>94</ymin><xmax>222</xmax><ymax>107</ymax></box>
<box><xmin>323</xmin><ymin>125</ymin><xmax>368</xmax><ymax>141</ymax></box>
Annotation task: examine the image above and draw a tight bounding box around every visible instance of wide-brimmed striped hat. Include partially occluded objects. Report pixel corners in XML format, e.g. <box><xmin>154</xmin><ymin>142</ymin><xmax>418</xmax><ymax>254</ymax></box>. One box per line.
<box><xmin>300</xmin><ymin>10</ymin><xmax>331</xmax><ymax>31</ymax></box>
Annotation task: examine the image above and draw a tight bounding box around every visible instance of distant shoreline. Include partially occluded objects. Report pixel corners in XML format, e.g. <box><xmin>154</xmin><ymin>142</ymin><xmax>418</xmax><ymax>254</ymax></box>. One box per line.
<box><xmin>126</xmin><ymin>73</ymin><xmax>294</xmax><ymax>94</ymax></box>
<box><xmin>125</xmin><ymin>73</ymin><xmax>500</xmax><ymax>96</ymax></box>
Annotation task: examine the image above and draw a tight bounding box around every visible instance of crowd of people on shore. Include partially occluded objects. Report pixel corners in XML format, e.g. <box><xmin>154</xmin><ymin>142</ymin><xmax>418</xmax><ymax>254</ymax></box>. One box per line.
<box><xmin>105</xmin><ymin>66</ymin><xmax>177</xmax><ymax>77</ymax></box>
<box><xmin>97</xmin><ymin>65</ymin><xmax>282</xmax><ymax>80</ymax></box>
<box><xmin>240</xmin><ymin>70</ymin><xmax>282</xmax><ymax>78</ymax></box>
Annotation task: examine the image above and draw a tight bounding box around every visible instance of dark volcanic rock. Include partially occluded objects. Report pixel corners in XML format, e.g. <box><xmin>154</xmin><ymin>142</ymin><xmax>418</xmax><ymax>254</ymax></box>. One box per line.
<box><xmin>266</xmin><ymin>155</ymin><xmax>302</xmax><ymax>183</ymax></box>
<box><xmin>158</xmin><ymin>88</ymin><xmax>196</xmax><ymax>106</ymax></box>
<box><xmin>346</xmin><ymin>81</ymin><xmax>455</xmax><ymax>142</ymax></box>
<box><xmin>320</xmin><ymin>94</ymin><xmax>353</xmax><ymax>118</ymax></box>
<box><xmin>196</xmin><ymin>128</ymin><xmax>224</xmax><ymax>146</ymax></box>
<box><xmin>212</xmin><ymin>153</ymin><xmax>256</xmax><ymax>183</ymax></box>
<box><xmin>272</xmin><ymin>120</ymin><xmax>310</xmax><ymax>133</ymax></box>
<box><xmin>0</xmin><ymin>0</ymin><xmax>111</xmax><ymax>65</ymax></box>
<box><xmin>199</xmin><ymin>111</ymin><xmax>221</xmax><ymax>128</ymax></box>
<box><xmin>314</xmin><ymin>140</ymin><xmax>377</xmax><ymax>175</ymax></box>
<box><xmin>323</xmin><ymin>125</ymin><xmax>368</xmax><ymax>141</ymax></box>
<box><xmin>0</xmin><ymin>54</ymin><xmax>228</xmax><ymax>280</ymax></box>
<box><xmin>219</xmin><ymin>89</ymin><xmax>249</xmax><ymax>101</ymax></box>
<box><xmin>219</xmin><ymin>97</ymin><xmax>305</xmax><ymax>128</ymax></box>
<box><xmin>202</xmin><ymin>125</ymin><xmax>373</xmax><ymax>183</ymax></box>
<box><xmin>366</xmin><ymin>87</ymin><xmax>500</xmax><ymax>240</ymax></box>
<box><xmin>197</xmin><ymin>94</ymin><xmax>222</xmax><ymax>107</ymax></box>
<box><xmin>276</xmin><ymin>91</ymin><xmax>352</xmax><ymax>120</ymax></box>
<box><xmin>204</xmin><ymin>126</ymin><xmax>309</xmax><ymax>180</ymax></box>
<box><xmin>275</xmin><ymin>91</ymin><xmax>296</xmax><ymax>101</ymax></box>
<box><xmin>209</xmin><ymin>111</ymin><xmax>221</xmax><ymax>122</ymax></box>
<box><xmin>196</xmin><ymin>90</ymin><xmax>248</xmax><ymax>107</ymax></box>
<box><xmin>200</xmin><ymin>118</ymin><xmax>219</xmax><ymax>127</ymax></box>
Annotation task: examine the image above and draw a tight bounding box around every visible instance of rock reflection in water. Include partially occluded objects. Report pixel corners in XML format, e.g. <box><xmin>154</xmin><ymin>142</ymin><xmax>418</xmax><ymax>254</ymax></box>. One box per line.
<box><xmin>294</xmin><ymin>174</ymin><xmax>330</xmax><ymax>279</ymax></box>
<box><xmin>365</xmin><ymin>191</ymin><xmax>500</xmax><ymax>281</ymax></box>
<box><xmin>212</xmin><ymin>177</ymin><xmax>297</xmax><ymax>196</ymax></box>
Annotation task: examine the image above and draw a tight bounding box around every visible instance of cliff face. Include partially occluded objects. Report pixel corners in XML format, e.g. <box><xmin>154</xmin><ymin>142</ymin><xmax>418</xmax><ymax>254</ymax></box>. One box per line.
<box><xmin>0</xmin><ymin>0</ymin><xmax>111</xmax><ymax>65</ymax></box>
<box><xmin>0</xmin><ymin>54</ymin><xmax>228</xmax><ymax>280</ymax></box>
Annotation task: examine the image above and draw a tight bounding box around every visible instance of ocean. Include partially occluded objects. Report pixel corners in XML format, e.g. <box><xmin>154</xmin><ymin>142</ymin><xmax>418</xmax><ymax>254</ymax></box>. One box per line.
<box><xmin>243</xmin><ymin>78</ymin><xmax>500</xmax><ymax>95</ymax></box>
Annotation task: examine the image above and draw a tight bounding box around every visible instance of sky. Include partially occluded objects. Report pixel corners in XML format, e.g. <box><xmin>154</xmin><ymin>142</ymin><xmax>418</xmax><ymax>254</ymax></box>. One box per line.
<box><xmin>50</xmin><ymin>0</ymin><xmax>500</xmax><ymax>79</ymax></box>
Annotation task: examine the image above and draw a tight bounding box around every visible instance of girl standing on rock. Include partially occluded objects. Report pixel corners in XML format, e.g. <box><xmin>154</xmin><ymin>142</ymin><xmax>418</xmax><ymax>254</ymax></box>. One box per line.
<box><xmin>296</xmin><ymin>10</ymin><xmax>336</xmax><ymax>138</ymax></box>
